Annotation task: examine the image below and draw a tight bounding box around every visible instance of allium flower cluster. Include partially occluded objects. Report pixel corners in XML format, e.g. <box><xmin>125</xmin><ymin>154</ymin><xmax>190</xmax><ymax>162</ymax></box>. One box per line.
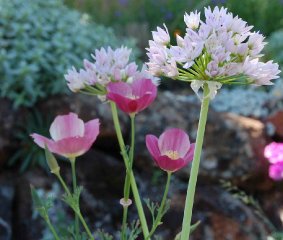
<box><xmin>264</xmin><ymin>142</ymin><xmax>283</xmax><ymax>180</ymax></box>
<box><xmin>147</xmin><ymin>7</ymin><xmax>280</xmax><ymax>98</ymax></box>
<box><xmin>65</xmin><ymin>46</ymin><xmax>158</xmax><ymax>94</ymax></box>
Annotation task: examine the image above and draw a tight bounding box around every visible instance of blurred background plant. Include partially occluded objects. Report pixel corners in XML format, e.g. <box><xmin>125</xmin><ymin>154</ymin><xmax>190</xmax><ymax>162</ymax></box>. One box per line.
<box><xmin>64</xmin><ymin>0</ymin><xmax>210</xmax><ymax>34</ymax></box>
<box><xmin>211</xmin><ymin>80</ymin><xmax>283</xmax><ymax>118</ymax></box>
<box><xmin>223</xmin><ymin>0</ymin><xmax>283</xmax><ymax>36</ymax></box>
<box><xmin>265</xmin><ymin>30</ymin><xmax>283</xmax><ymax>71</ymax></box>
<box><xmin>65</xmin><ymin>0</ymin><xmax>283</xmax><ymax>46</ymax></box>
<box><xmin>0</xmin><ymin>0</ymin><xmax>138</xmax><ymax>108</ymax></box>
<box><xmin>8</xmin><ymin>110</ymin><xmax>51</xmax><ymax>172</ymax></box>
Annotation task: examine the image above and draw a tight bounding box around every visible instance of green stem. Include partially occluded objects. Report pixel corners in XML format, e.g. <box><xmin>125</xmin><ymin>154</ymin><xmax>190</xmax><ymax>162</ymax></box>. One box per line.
<box><xmin>110</xmin><ymin>102</ymin><xmax>150</xmax><ymax>239</ymax></box>
<box><xmin>110</xmin><ymin>102</ymin><xmax>129</xmax><ymax>166</ymax></box>
<box><xmin>77</xmin><ymin>211</ymin><xmax>94</xmax><ymax>240</ymax></box>
<box><xmin>121</xmin><ymin>205</ymin><xmax>129</xmax><ymax>240</ymax></box>
<box><xmin>180</xmin><ymin>84</ymin><xmax>210</xmax><ymax>240</ymax></box>
<box><xmin>55</xmin><ymin>169</ymin><xmax>93</xmax><ymax>239</ymax></box>
<box><xmin>129</xmin><ymin>115</ymin><xmax>135</xmax><ymax>171</ymax></box>
<box><xmin>147</xmin><ymin>172</ymin><xmax>171</xmax><ymax>239</ymax></box>
<box><xmin>70</xmin><ymin>157</ymin><xmax>79</xmax><ymax>240</ymax></box>
<box><xmin>45</xmin><ymin>218</ymin><xmax>60</xmax><ymax>240</ymax></box>
<box><xmin>55</xmin><ymin>173</ymin><xmax>72</xmax><ymax>196</ymax></box>
<box><xmin>121</xmin><ymin>115</ymin><xmax>135</xmax><ymax>240</ymax></box>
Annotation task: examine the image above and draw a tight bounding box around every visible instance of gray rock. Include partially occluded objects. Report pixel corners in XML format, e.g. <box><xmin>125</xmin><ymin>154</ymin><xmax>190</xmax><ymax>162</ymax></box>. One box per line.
<box><xmin>0</xmin><ymin>183</ymin><xmax>14</xmax><ymax>240</ymax></box>
<box><xmin>164</xmin><ymin>185</ymin><xmax>271</xmax><ymax>240</ymax></box>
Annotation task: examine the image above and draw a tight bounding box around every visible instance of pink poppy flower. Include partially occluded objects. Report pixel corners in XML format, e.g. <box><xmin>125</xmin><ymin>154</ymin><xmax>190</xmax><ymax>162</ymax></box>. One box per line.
<box><xmin>106</xmin><ymin>78</ymin><xmax>157</xmax><ymax>114</ymax></box>
<box><xmin>264</xmin><ymin>142</ymin><xmax>283</xmax><ymax>164</ymax></box>
<box><xmin>31</xmin><ymin>113</ymin><xmax>100</xmax><ymax>158</ymax></box>
<box><xmin>146</xmin><ymin>128</ymin><xmax>195</xmax><ymax>172</ymax></box>
<box><xmin>269</xmin><ymin>162</ymin><xmax>283</xmax><ymax>181</ymax></box>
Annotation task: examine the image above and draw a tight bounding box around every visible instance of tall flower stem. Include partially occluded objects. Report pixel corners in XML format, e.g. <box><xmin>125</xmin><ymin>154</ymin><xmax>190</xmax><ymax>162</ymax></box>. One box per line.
<box><xmin>121</xmin><ymin>115</ymin><xmax>135</xmax><ymax>240</ymax></box>
<box><xmin>45</xmin><ymin>218</ymin><xmax>60</xmax><ymax>240</ymax></box>
<box><xmin>55</xmin><ymin>173</ymin><xmax>72</xmax><ymax>196</ymax></box>
<box><xmin>180</xmin><ymin>84</ymin><xmax>210</xmax><ymax>240</ymax></box>
<box><xmin>55</xmin><ymin>171</ymin><xmax>93</xmax><ymax>240</ymax></box>
<box><xmin>70</xmin><ymin>157</ymin><xmax>79</xmax><ymax>239</ymax></box>
<box><xmin>110</xmin><ymin>102</ymin><xmax>150</xmax><ymax>239</ymax></box>
<box><xmin>147</xmin><ymin>172</ymin><xmax>171</xmax><ymax>239</ymax></box>
<box><xmin>76</xmin><ymin>211</ymin><xmax>94</xmax><ymax>240</ymax></box>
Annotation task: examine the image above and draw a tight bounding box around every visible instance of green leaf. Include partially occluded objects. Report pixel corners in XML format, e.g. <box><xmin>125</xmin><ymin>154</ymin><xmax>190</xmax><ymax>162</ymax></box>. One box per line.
<box><xmin>30</xmin><ymin>185</ymin><xmax>43</xmax><ymax>208</ymax></box>
<box><xmin>62</xmin><ymin>186</ymin><xmax>82</xmax><ymax>212</ymax></box>
<box><xmin>126</xmin><ymin>220</ymin><xmax>142</xmax><ymax>240</ymax></box>
<box><xmin>30</xmin><ymin>185</ymin><xmax>47</xmax><ymax>219</ymax></box>
<box><xmin>94</xmin><ymin>229</ymin><xmax>113</xmax><ymax>240</ymax></box>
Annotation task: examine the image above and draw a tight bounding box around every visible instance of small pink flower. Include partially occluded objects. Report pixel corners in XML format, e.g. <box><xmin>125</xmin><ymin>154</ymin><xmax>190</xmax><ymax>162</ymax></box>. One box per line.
<box><xmin>146</xmin><ymin>128</ymin><xmax>195</xmax><ymax>172</ymax></box>
<box><xmin>269</xmin><ymin>162</ymin><xmax>283</xmax><ymax>181</ymax></box>
<box><xmin>31</xmin><ymin>113</ymin><xmax>100</xmax><ymax>158</ymax></box>
<box><xmin>264</xmin><ymin>142</ymin><xmax>283</xmax><ymax>164</ymax></box>
<box><xmin>106</xmin><ymin>78</ymin><xmax>157</xmax><ymax>114</ymax></box>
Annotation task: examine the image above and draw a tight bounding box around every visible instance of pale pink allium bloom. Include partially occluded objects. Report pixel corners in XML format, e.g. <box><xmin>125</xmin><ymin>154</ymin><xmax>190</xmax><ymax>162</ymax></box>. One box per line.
<box><xmin>31</xmin><ymin>113</ymin><xmax>99</xmax><ymax>158</ymax></box>
<box><xmin>65</xmin><ymin>46</ymin><xmax>159</xmax><ymax>95</ymax></box>
<box><xmin>264</xmin><ymin>142</ymin><xmax>283</xmax><ymax>164</ymax></box>
<box><xmin>107</xmin><ymin>79</ymin><xmax>157</xmax><ymax>114</ymax></box>
<box><xmin>146</xmin><ymin>6</ymin><xmax>280</xmax><ymax>98</ymax></box>
<box><xmin>146</xmin><ymin>128</ymin><xmax>195</xmax><ymax>172</ymax></box>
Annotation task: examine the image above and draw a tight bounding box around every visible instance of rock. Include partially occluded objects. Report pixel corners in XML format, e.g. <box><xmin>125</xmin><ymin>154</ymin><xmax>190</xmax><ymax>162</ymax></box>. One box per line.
<box><xmin>0</xmin><ymin>99</ymin><xmax>24</xmax><ymax>168</ymax></box>
<box><xmin>0</xmin><ymin>177</ymin><xmax>14</xmax><ymax>240</ymax></box>
<box><xmin>163</xmin><ymin>184</ymin><xmax>271</xmax><ymax>240</ymax></box>
<box><xmin>259</xmin><ymin>183</ymin><xmax>283</xmax><ymax>231</ymax></box>
<box><xmin>73</xmin><ymin>150</ymin><xmax>126</xmax><ymax>231</ymax></box>
<box><xmin>13</xmin><ymin>169</ymin><xmax>49</xmax><ymax>240</ymax></box>
<box><xmin>135</xmin><ymin>91</ymin><xmax>267</xmax><ymax>182</ymax></box>
<box><xmin>266</xmin><ymin>111</ymin><xmax>283</xmax><ymax>140</ymax></box>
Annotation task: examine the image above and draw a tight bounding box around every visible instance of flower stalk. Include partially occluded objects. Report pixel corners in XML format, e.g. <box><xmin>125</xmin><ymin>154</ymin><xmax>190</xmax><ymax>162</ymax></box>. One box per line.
<box><xmin>147</xmin><ymin>171</ymin><xmax>171</xmax><ymax>239</ymax></box>
<box><xmin>76</xmin><ymin>210</ymin><xmax>94</xmax><ymax>240</ymax></box>
<box><xmin>70</xmin><ymin>157</ymin><xmax>80</xmax><ymax>239</ymax></box>
<box><xmin>180</xmin><ymin>84</ymin><xmax>210</xmax><ymax>240</ymax></box>
<box><xmin>54</xmin><ymin>172</ymin><xmax>72</xmax><ymax>196</ymax></box>
<box><xmin>121</xmin><ymin>115</ymin><xmax>135</xmax><ymax>240</ymax></box>
<box><xmin>110</xmin><ymin>102</ymin><xmax>150</xmax><ymax>239</ymax></box>
<box><xmin>45</xmin><ymin>218</ymin><xmax>60</xmax><ymax>240</ymax></box>
<box><xmin>55</xmin><ymin>169</ymin><xmax>94</xmax><ymax>240</ymax></box>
